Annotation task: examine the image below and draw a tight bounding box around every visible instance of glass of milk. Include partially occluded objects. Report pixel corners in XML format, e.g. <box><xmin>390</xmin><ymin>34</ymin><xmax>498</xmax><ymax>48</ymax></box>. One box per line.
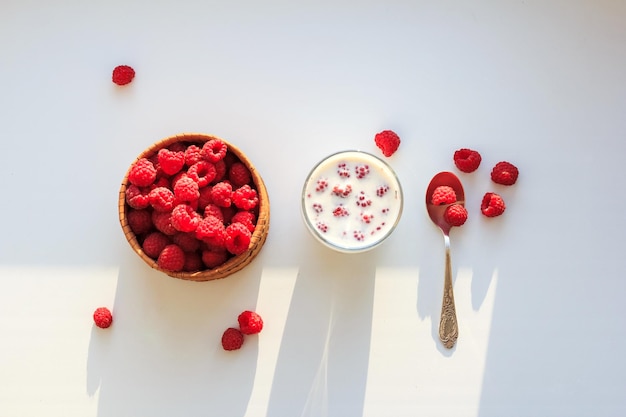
<box><xmin>301</xmin><ymin>150</ymin><xmax>403</xmax><ymax>253</ymax></box>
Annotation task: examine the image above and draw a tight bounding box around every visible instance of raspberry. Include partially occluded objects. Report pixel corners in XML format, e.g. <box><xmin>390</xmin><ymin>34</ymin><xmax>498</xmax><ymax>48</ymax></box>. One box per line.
<box><xmin>187</xmin><ymin>161</ymin><xmax>217</xmax><ymax>188</ymax></box>
<box><xmin>173</xmin><ymin>175</ymin><xmax>200</xmax><ymax>202</ymax></box>
<box><xmin>203</xmin><ymin>203</ymin><xmax>224</xmax><ymax>221</ymax></box>
<box><xmin>148</xmin><ymin>187</ymin><xmax>176</xmax><ymax>212</ymax></box>
<box><xmin>211</xmin><ymin>182</ymin><xmax>233</xmax><ymax>207</ymax></box>
<box><xmin>158</xmin><ymin>148</ymin><xmax>185</xmax><ymax>176</ymax></box>
<box><xmin>221</xmin><ymin>205</ymin><xmax>236</xmax><ymax>224</ymax></box>
<box><xmin>171</xmin><ymin>203</ymin><xmax>201</xmax><ymax>233</ymax></box>
<box><xmin>221</xmin><ymin>327</ymin><xmax>244</xmax><ymax>351</ymax></box>
<box><xmin>202</xmin><ymin>248</ymin><xmax>230</xmax><ymax>268</ymax></box>
<box><xmin>128</xmin><ymin>158</ymin><xmax>157</xmax><ymax>187</ymax></box>
<box><xmin>142</xmin><ymin>232</ymin><xmax>171</xmax><ymax>258</ymax></box>
<box><xmin>431</xmin><ymin>186</ymin><xmax>457</xmax><ymax>205</ymax></box>
<box><xmin>125</xmin><ymin>184</ymin><xmax>151</xmax><ymax>209</ymax></box>
<box><xmin>453</xmin><ymin>148</ymin><xmax>482</xmax><ymax>173</ymax></box>
<box><xmin>444</xmin><ymin>204</ymin><xmax>468</xmax><ymax>226</ymax></box>
<box><xmin>183</xmin><ymin>251</ymin><xmax>204</xmax><ymax>272</ymax></box>
<box><xmin>228</xmin><ymin>162</ymin><xmax>252</xmax><ymax>187</ymax></box>
<box><xmin>238</xmin><ymin>310</ymin><xmax>263</xmax><ymax>335</ymax></box>
<box><xmin>224</xmin><ymin>222</ymin><xmax>251</xmax><ymax>255</ymax></box>
<box><xmin>151</xmin><ymin>176</ymin><xmax>170</xmax><ymax>189</ymax></box>
<box><xmin>157</xmin><ymin>244</ymin><xmax>186</xmax><ymax>272</ymax></box>
<box><xmin>168</xmin><ymin>142</ymin><xmax>187</xmax><ymax>153</ymax></box>
<box><xmin>337</xmin><ymin>163</ymin><xmax>351</xmax><ymax>178</ymax></box>
<box><xmin>213</xmin><ymin>159</ymin><xmax>227</xmax><ymax>182</ymax></box>
<box><xmin>197</xmin><ymin>186</ymin><xmax>213</xmax><ymax>210</ymax></box>
<box><xmin>127</xmin><ymin>209</ymin><xmax>153</xmax><ymax>235</ymax></box>
<box><xmin>374</xmin><ymin>130</ymin><xmax>401</xmax><ymax>157</ymax></box>
<box><xmin>172</xmin><ymin>232</ymin><xmax>200</xmax><ymax>252</ymax></box>
<box><xmin>355</xmin><ymin>191</ymin><xmax>372</xmax><ymax>208</ymax></box>
<box><xmin>112</xmin><ymin>65</ymin><xmax>135</xmax><ymax>86</ymax></box>
<box><xmin>491</xmin><ymin>161</ymin><xmax>519</xmax><ymax>186</ymax></box>
<box><xmin>184</xmin><ymin>145</ymin><xmax>203</xmax><ymax>166</ymax></box>
<box><xmin>202</xmin><ymin>139</ymin><xmax>228</xmax><ymax>163</ymax></box>
<box><xmin>232</xmin><ymin>185</ymin><xmax>259</xmax><ymax>210</ymax></box>
<box><xmin>93</xmin><ymin>307</ymin><xmax>113</xmax><ymax>328</ymax></box>
<box><xmin>152</xmin><ymin>211</ymin><xmax>177</xmax><ymax>235</ymax></box>
<box><xmin>355</xmin><ymin>164</ymin><xmax>370</xmax><ymax>179</ymax></box>
<box><xmin>231</xmin><ymin>211</ymin><xmax>256</xmax><ymax>233</ymax></box>
<box><xmin>333</xmin><ymin>205</ymin><xmax>349</xmax><ymax>217</ymax></box>
<box><xmin>332</xmin><ymin>184</ymin><xmax>352</xmax><ymax>198</ymax></box>
<box><xmin>481</xmin><ymin>192</ymin><xmax>506</xmax><ymax>217</ymax></box>
<box><xmin>195</xmin><ymin>215</ymin><xmax>226</xmax><ymax>246</ymax></box>
<box><xmin>315</xmin><ymin>178</ymin><xmax>329</xmax><ymax>192</ymax></box>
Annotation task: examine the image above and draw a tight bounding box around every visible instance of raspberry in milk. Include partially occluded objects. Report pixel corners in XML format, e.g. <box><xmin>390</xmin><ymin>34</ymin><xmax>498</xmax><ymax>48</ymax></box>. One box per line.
<box><xmin>301</xmin><ymin>150</ymin><xmax>403</xmax><ymax>252</ymax></box>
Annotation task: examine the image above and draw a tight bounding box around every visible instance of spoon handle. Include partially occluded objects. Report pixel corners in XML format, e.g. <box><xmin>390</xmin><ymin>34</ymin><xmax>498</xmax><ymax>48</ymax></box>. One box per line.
<box><xmin>439</xmin><ymin>234</ymin><xmax>458</xmax><ymax>349</ymax></box>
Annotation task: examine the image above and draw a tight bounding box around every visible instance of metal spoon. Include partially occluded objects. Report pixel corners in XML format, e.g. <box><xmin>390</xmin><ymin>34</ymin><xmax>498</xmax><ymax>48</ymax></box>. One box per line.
<box><xmin>425</xmin><ymin>171</ymin><xmax>464</xmax><ymax>349</ymax></box>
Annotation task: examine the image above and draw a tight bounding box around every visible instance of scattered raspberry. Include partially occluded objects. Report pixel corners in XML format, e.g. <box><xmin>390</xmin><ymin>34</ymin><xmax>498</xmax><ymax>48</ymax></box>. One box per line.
<box><xmin>128</xmin><ymin>158</ymin><xmax>157</xmax><ymax>187</ymax></box>
<box><xmin>374</xmin><ymin>130</ymin><xmax>401</xmax><ymax>157</ymax></box>
<box><xmin>360</xmin><ymin>212</ymin><xmax>374</xmax><ymax>224</ymax></box>
<box><xmin>202</xmin><ymin>248</ymin><xmax>229</xmax><ymax>268</ymax></box>
<box><xmin>238</xmin><ymin>310</ymin><xmax>263</xmax><ymax>335</ymax></box>
<box><xmin>315</xmin><ymin>178</ymin><xmax>329</xmax><ymax>192</ymax></box>
<box><xmin>112</xmin><ymin>65</ymin><xmax>135</xmax><ymax>86</ymax></box>
<box><xmin>210</xmin><ymin>182</ymin><xmax>233</xmax><ymax>207</ymax></box>
<box><xmin>376</xmin><ymin>185</ymin><xmax>389</xmax><ymax>197</ymax></box>
<box><xmin>355</xmin><ymin>191</ymin><xmax>372</xmax><ymax>208</ymax></box>
<box><xmin>195</xmin><ymin>215</ymin><xmax>226</xmax><ymax>246</ymax></box>
<box><xmin>157</xmin><ymin>244</ymin><xmax>186</xmax><ymax>272</ymax></box>
<box><xmin>93</xmin><ymin>307</ymin><xmax>113</xmax><ymax>328</ymax></box>
<box><xmin>152</xmin><ymin>211</ymin><xmax>177</xmax><ymax>235</ymax></box>
<box><xmin>316</xmin><ymin>222</ymin><xmax>328</xmax><ymax>233</ymax></box>
<box><xmin>187</xmin><ymin>160</ymin><xmax>217</xmax><ymax>188</ymax></box>
<box><xmin>148</xmin><ymin>186</ymin><xmax>176</xmax><ymax>212</ymax></box>
<box><xmin>431</xmin><ymin>186</ymin><xmax>457</xmax><ymax>205</ymax></box>
<box><xmin>184</xmin><ymin>145</ymin><xmax>203</xmax><ymax>167</ymax></box>
<box><xmin>158</xmin><ymin>148</ymin><xmax>185</xmax><ymax>176</ymax></box>
<box><xmin>337</xmin><ymin>163</ymin><xmax>351</xmax><ymax>178</ymax></box>
<box><xmin>312</xmin><ymin>203</ymin><xmax>323</xmax><ymax>214</ymax></box>
<box><xmin>172</xmin><ymin>232</ymin><xmax>201</xmax><ymax>252</ymax></box>
<box><xmin>333</xmin><ymin>205</ymin><xmax>349</xmax><ymax>217</ymax></box>
<box><xmin>142</xmin><ymin>231</ymin><xmax>171</xmax><ymax>258</ymax></box>
<box><xmin>171</xmin><ymin>203</ymin><xmax>201</xmax><ymax>233</ymax></box>
<box><xmin>453</xmin><ymin>148</ymin><xmax>482</xmax><ymax>173</ymax></box>
<box><xmin>491</xmin><ymin>161</ymin><xmax>519</xmax><ymax>186</ymax></box>
<box><xmin>183</xmin><ymin>251</ymin><xmax>203</xmax><ymax>272</ymax></box>
<box><xmin>173</xmin><ymin>175</ymin><xmax>200</xmax><ymax>202</ymax></box>
<box><xmin>481</xmin><ymin>192</ymin><xmax>506</xmax><ymax>217</ymax></box>
<box><xmin>228</xmin><ymin>162</ymin><xmax>252</xmax><ymax>187</ymax></box>
<box><xmin>231</xmin><ymin>211</ymin><xmax>256</xmax><ymax>233</ymax></box>
<box><xmin>221</xmin><ymin>327</ymin><xmax>244</xmax><ymax>351</ymax></box>
<box><xmin>353</xmin><ymin>230</ymin><xmax>365</xmax><ymax>241</ymax></box>
<box><xmin>202</xmin><ymin>139</ymin><xmax>228</xmax><ymax>163</ymax></box>
<box><xmin>232</xmin><ymin>185</ymin><xmax>259</xmax><ymax>210</ymax></box>
<box><xmin>444</xmin><ymin>204</ymin><xmax>468</xmax><ymax>226</ymax></box>
<box><xmin>203</xmin><ymin>203</ymin><xmax>225</xmax><ymax>221</ymax></box>
<box><xmin>125</xmin><ymin>184</ymin><xmax>151</xmax><ymax>209</ymax></box>
<box><xmin>127</xmin><ymin>209</ymin><xmax>153</xmax><ymax>235</ymax></box>
<box><xmin>355</xmin><ymin>164</ymin><xmax>370</xmax><ymax>179</ymax></box>
<box><xmin>332</xmin><ymin>184</ymin><xmax>352</xmax><ymax>198</ymax></box>
<box><xmin>224</xmin><ymin>222</ymin><xmax>251</xmax><ymax>255</ymax></box>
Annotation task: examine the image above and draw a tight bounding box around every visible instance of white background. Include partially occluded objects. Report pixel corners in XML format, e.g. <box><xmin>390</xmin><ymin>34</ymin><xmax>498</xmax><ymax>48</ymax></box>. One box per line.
<box><xmin>1</xmin><ymin>1</ymin><xmax>625</xmax><ymax>416</ymax></box>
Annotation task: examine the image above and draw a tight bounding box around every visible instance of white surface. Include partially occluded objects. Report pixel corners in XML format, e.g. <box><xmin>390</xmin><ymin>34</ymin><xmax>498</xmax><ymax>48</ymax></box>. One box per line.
<box><xmin>1</xmin><ymin>1</ymin><xmax>625</xmax><ymax>416</ymax></box>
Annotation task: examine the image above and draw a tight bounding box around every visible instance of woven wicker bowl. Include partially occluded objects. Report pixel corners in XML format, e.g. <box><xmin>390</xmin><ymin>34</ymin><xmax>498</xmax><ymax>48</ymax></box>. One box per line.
<box><xmin>118</xmin><ymin>133</ymin><xmax>270</xmax><ymax>281</ymax></box>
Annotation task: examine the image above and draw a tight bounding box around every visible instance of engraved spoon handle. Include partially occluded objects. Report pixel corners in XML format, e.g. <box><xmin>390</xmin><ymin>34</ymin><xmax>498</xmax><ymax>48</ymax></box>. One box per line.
<box><xmin>439</xmin><ymin>233</ymin><xmax>458</xmax><ymax>349</ymax></box>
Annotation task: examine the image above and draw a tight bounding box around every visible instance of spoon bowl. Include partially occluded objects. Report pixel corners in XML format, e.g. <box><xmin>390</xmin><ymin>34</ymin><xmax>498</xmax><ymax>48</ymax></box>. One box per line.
<box><xmin>425</xmin><ymin>171</ymin><xmax>465</xmax><ymax>349</ymax></box>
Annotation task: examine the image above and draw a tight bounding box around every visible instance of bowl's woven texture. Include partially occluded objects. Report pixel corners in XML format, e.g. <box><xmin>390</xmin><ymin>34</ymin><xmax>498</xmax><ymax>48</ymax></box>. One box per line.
<box><xmin>118</xmin><ymin>133</ymin><xmax>270</xmax><ymax>281</ymax></box>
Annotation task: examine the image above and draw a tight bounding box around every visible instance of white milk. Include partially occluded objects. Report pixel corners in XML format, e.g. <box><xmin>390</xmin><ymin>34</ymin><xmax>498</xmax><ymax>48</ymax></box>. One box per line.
<box><xmin>301</xmin><ymin>150</ymin><xmax>403</xmax><ymax>253</ymax></box>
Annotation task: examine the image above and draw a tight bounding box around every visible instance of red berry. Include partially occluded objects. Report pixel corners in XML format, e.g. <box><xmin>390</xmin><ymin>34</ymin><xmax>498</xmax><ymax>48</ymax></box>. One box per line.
<box><xmin>453</xmin><ymin>148</ymin><xmax>482</xmax><ymax>173</ymax></box>
<box><xmin>202</xmin><ymin>139</ymin><xmax>228</xmax><ymax>163</ymax></box>
<box><xmin>148</xmin><ymin>187</ymin><xmax>176</xmax><ymax>212</ymax></box>
<box><xmin>202</xmin><ymin>248</ymin><xmax>229</xmax><ymax>268</ymax></box>
<box><xmin>112</xmin><ymin>65</ymin><xmax>135</xmax><ymax>86</ymax></box>
<box><xmin>224</xmin><ymin>222</ymin><xmax>251</xmax><ymax>255</ymax></box>
<box><xmin>170</xmin><ymin>203</ymin><xmax>201</xmax><ymax>233</ymax></box>
<box><xmin>173</xmin><ymin>175</ymin><xmax>200</xmax><ymax>202</ymax></box>
<box><xmin>157</xmin><ymin>244</ymin><xmax>186</xmax><ymax>272</ymax></box>
<box><xmin>152</xmin><ymin>211</ymin><xmax>177</xmax><ymax>235</ymax></box>
<box><xmin>93</xmin><ymin>307</ymin><xmax>113</xmax><ymax>328</ymax></box>
<box><xmin>203</xmin><ymin>203</ymin><xmax>225</xmax><ymax>221</ymax></box>
<box><xmin>431</xmin><ymin>186</ymin><xmax>457</xmax><ymax>205</ymax></box>
<box><xmin>158</xmin><ymin>148</ymin><xmax>185</xmax><ymax>176</ymax></box>
<box><xmin>444</xmin><ymin>204</ymin><xmax>468</xmax><ymax>226</ymax></box>
<box><xmin>491</xmin><ymin>161</ymin><xmax>519</xmax><ymax>186</ymax></box>
<box><xmin>374</xmin><ymin>130</ymin><xmax>401</xmax><ymax>157</ymax></box>
<box><xmin>221</xmin><ymin>327</ymin><xmax>244</xmax><ymax>351</ymax></box>
<box><xmin>481</xmin><ymin>192</ymin><xmax>506</xmax><ymax>217</ymax></box>
<box><xmin>142</xmin><ymin>231</ymin><xmax>171</xmax><ymax>258</ymax></box>
<box><xmin>127</xmin><ymin>209</ymin><xmax>153</xmax><ymax>235</ymax></box>
<box><xmin>231</xmin><ymin>211</ymin><xmax>256</xmax><ymax>233</ymax></box>
<box><xmin>187</xmin><ymin>161</ymin><xmax>217</xmax><ymax>188</ymax></box>
<box><xmin>171</xmin><ymin>232</ymin><xmax>201</xmax><ymax>252</ymax></box>
<box><xmin>210</xmin><ymin>182</ymin><xmax>233</xmax><ymax>207</ymax></box>
<box><xmin>232</xmin><ymin>185</ymin><xmax>258</xmax><ymax>210</ymax></box>
<box><xmin>238</xmin><ymin>310</ymin><xmax>263</xmax><ymax>335</ymax></box>
<box><xmin>184</xmin><ymin>145</ymin><xmax>203</xmax><ymax>167</ymax></box>
<box><xmin>128</xmin><ymin>158</ymin><xmax>157</xmax><ymax>187</ymax></box>
<box><xmin>228</xmin><ymin>162</ymin><xmax>252</xmax><ymax>187</ymax></box>
<box><xmin>195</xmin><ymin>215</ymin><xmax>226</xmax><ymax>246</ymax></box>
<box><xmin>125</xmin><ymin>184</ymin><xmax>151</xmax><ymax>209</ymax></box>
<box><xmin>183</xmin><ymin>251</ymin><xmax>204</xmax><ymax>272</ymax></box>
<box><xmin>197</xmin><ymin>186</ymin><xmax>213</xmax><ymax>210</ymax></box>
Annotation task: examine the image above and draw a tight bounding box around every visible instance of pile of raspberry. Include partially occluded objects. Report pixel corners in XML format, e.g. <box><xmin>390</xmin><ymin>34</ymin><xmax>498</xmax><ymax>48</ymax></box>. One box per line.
<box><xmin>124</xmin><ymin>138</ymin><xmax>260</xmax><ymax>272</ymax></box>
